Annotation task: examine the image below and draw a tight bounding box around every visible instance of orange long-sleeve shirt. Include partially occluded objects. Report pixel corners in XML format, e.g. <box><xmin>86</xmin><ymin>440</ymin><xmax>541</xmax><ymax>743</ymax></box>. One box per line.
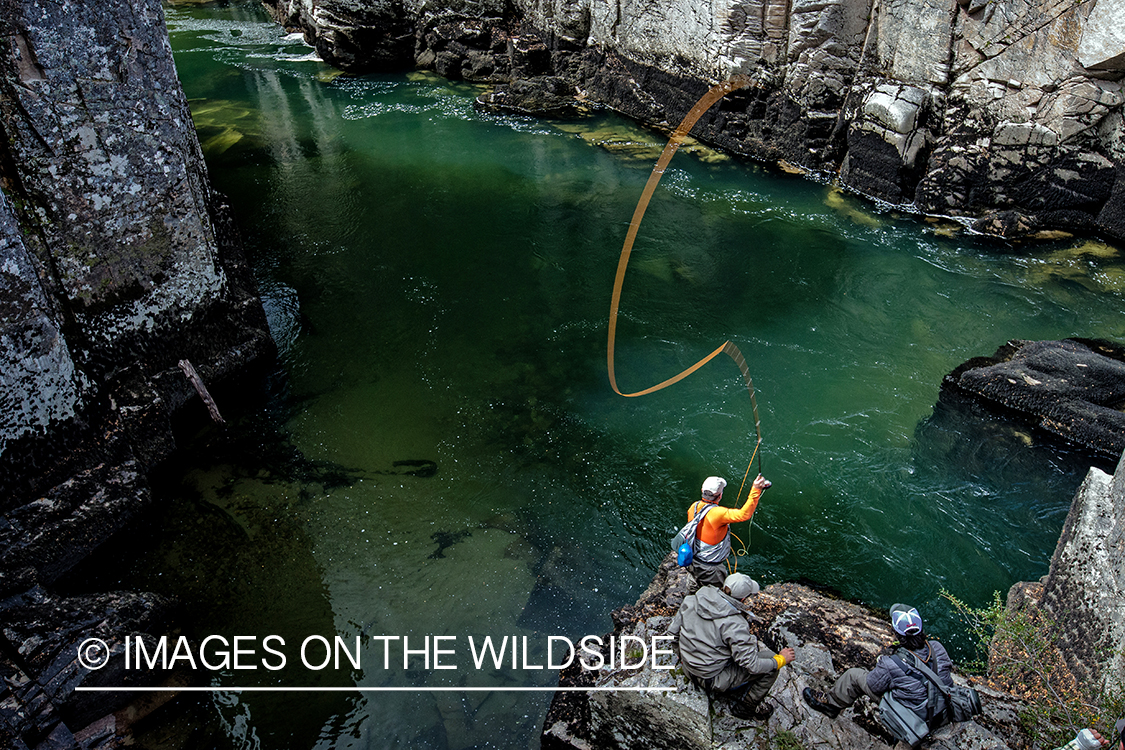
<box><xmin>687</xmin><ymin>486</ymin><xmax>762</xmax><ymax>545</ymax></box>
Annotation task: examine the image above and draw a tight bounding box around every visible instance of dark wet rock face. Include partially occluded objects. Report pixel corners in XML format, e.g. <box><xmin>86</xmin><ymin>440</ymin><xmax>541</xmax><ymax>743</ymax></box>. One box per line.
<box><xmin>943</xmin><ymin>338</ymin><xmax>1125</xmax><ymax>459</ymax></box>
<box><xmin>1</xmin><ymin>461</ymin><xmax>150</xmax><ymax>587</ymax></box>
<box><xmin>2</xmin><ymin>0</ymin><xmax>275</xmax><ymax>745</ymax></box>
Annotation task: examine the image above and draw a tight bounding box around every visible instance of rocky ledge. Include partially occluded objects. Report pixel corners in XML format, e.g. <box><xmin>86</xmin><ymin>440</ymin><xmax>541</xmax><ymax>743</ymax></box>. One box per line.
<box><xmin>540</xmin><ymin>557</ymin><xmax>1021</xmax><ymax>750</ymax></box>
<box><xmin>541</xmin><ymin>449</ymin><xmax>1125</xmax><ymax>749</ymax></box>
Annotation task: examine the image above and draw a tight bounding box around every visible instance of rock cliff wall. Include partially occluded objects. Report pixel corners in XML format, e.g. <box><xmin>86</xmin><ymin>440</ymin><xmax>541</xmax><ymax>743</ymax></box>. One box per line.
<box><xmin>263</xmin><ymin>0</ymin><xmax>1125</xmax><ymax>241</ymax></box>
<box><xmin>1009</xmin><ymin>448</ymin><xmax>1125</xmax><ymax>695</ymax></box>
<box><xmin>1</xmin><ymin>0</ymin><xmax>273</xmax><ymax>494</ymax></box>
<box><xmin>1</xmin><ymin>1</ymin><xmax>274</xmax><ymax>746</ymax></box>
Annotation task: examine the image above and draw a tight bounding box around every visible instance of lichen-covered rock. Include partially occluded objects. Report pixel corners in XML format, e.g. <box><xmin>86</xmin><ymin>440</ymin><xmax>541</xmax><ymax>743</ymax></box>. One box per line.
<box><xmin>1</xmin><ymin>0</ymin><xmax>225</xmax><ymax>349</ymax></box>
<box><xmin>1037</xmin><ymin>449</ymin><xmax>1125</xmax><ymax>693</ymax></box>
<box><xmin>1</xmin><ymin>0</ymin><xmax>273</xmax><ymax>490</ymax></box>
<box><xmin>1</xmin><ymin>2</ymin><xmax>274</xmax><ymax>738</ymax></box>
<box><xmin>0</xmin><ymin>188</ymin><xmax>84</xmax><ymax>457</ymax></box>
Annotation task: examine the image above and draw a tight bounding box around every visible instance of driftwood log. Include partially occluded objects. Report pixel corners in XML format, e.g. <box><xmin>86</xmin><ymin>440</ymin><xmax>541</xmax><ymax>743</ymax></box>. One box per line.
<box><xmin>178</xmin><ymin>359</ymin><xmax>225</xmax><ymax>425</ymax></box>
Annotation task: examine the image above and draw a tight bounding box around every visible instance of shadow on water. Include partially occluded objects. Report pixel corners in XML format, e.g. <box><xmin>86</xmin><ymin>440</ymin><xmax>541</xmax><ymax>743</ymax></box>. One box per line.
<box><xmin>913</xmin><ymin>389</ymin><xmax>1116</xmax><ymax>484</ymax></box>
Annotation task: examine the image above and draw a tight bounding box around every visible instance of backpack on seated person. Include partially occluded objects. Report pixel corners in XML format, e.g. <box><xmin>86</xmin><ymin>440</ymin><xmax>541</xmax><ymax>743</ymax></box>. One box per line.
<box><xmin>670</xmin><ymin>503</ymin><xmax>716</xmax><ymax>566</ymax></box>
<box><xmin>878</xmin><ymin>654</ymin><xmax>948</xmax><ymax>748</ymax></box>
<box><xmin>878</xmin><ymin>690</ymin><xmax>930</xmax><ymax>749</ymax></box>
<box><xmin>904</xmin><ymin>651</ymin><xmax>983</xmax><ymax>723</ymax></box>
<box><xmin>879</xmin><ymin>649</ymin><xmax>983</xmax><ymax>747</ymax></box>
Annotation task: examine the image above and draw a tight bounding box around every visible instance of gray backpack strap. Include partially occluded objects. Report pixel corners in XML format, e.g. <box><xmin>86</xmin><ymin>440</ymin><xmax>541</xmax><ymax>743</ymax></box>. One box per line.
<box><xmin>907</xmin><ymin>650</ymin><xmax>951</xmax><ymax>696</ymax></box>
<box><xmin>907</xmin><ymin>648</ymin><xmax>983</xmax><ymax>723</ymax></box>
<box><xmin>672</xmin><ymin>503</ymin><xmax>717</xmax><ymax>552</ymax></box>
<box><xmin>689</xmin><ymin>503</ymin><xmax>716</xmax><ymax>552</ymax></box>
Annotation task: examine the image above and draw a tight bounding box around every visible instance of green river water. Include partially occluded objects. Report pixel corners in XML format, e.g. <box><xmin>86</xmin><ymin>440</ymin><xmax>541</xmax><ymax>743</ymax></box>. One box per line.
<box><xmin>110</xmin><ymin>2</ymin><xmax>1125</xmax><ymax>747</ymax></box>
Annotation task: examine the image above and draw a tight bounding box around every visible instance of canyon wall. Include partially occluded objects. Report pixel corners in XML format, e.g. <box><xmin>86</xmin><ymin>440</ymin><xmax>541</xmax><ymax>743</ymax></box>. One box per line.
<box><xmin>1</xmin><ymin>2</ymin><xmax>273</xmax><ymax>746</ymax></box>
<box><xmin>264</xmin><ymin>0</ymin><xmax>1125</xmax><ymax>241</ymax></box>
<box><xmin>1</xmin><ymin>0</ymin><xmax>273</xmax><ymax>494</ymax></box>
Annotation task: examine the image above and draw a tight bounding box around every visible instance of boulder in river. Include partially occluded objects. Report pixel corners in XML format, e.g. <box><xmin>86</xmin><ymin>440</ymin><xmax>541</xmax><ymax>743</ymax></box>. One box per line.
<box><xmin>942</xmin><ymin>338</ymin><xmax>1125</xmax><ymax>460</ymax></box>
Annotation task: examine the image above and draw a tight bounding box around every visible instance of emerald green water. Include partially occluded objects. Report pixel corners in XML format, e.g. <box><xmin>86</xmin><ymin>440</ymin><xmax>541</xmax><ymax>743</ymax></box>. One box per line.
<box><xmin>129</xmin><ymin>2</ymin><xmax>1125</xmax><ymax>747</ymax></box>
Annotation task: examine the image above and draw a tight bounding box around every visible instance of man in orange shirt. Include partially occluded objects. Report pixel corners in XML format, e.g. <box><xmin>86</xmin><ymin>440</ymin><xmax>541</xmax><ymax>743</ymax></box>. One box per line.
<box><xmin>685</xmin><ymin>474</ymin><xmax>770</xmax><ymax>586</ymax></box>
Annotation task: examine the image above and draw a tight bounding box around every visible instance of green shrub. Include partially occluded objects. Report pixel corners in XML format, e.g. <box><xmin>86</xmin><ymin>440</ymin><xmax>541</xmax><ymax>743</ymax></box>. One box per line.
<box><xmin>942</xmin><ymin>589</ymin><xmax>1124</xmax><ymax>747</ymax></box>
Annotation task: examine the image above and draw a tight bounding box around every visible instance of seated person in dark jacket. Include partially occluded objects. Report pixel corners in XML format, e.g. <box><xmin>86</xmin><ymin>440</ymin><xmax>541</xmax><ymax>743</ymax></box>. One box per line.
<box><xmin>803</xmin><ymin>603</ymin><xmax>953</xmax><ymax>718</ymax></box>
<box><xmin>668</xmin><ymin>572</ymin><xmax>796</xmax><ymax>720</ymax></box>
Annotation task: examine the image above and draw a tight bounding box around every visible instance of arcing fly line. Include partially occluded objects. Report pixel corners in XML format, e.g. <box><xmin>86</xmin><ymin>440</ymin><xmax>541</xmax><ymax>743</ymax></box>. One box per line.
<box><xmin>605</xmin><ymin>75</ymin><xmax>763</xmax><ymax>566</ymax></box>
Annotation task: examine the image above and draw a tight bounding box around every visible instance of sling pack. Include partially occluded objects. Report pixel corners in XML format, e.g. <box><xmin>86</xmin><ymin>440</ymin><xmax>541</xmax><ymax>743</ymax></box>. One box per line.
<box><xmin>877</xmin><ymin>653</ymin><xmax>948</xmax><ymax>748</ymax></box>
<box><xmin>670</xmin><ymin>503</ymin><xmax>717</xmax><ymax>566</ymax></box>
<box><xmin>906</xmin><ymin>652</ymin><xmax>983</xmax><ymax>723</ymax></box>
<box><xmin>878</xmin><ymin>690</ymin><xmax>930</xmax><ymax>749</ymax></box>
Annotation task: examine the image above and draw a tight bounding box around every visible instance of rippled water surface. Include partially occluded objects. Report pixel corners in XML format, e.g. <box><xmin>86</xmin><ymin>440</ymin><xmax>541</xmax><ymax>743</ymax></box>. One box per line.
<box><xmin>128</xmin><ymin>2</ymin><xmax>1125</xmax><ymax>747</ymax></box>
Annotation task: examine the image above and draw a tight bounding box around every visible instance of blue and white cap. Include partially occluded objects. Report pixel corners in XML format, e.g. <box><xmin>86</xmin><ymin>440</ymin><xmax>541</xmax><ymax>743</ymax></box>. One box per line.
<box><xmin>890</xmin><ymin>603</ymin><xmax>923</xmax><ymax>636</ymax></box>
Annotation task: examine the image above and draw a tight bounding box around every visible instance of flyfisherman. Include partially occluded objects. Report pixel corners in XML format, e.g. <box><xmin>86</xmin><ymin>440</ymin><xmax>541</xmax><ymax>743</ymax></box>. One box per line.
<box><xmin>685</xmin><ymin>474</ymin><xmax>770</xmax><ymax>586</ymax></box>
<box><xmin>667</xmin><ymin>572</ymin><xmax>795</xmax><ymax>720</ymax></box>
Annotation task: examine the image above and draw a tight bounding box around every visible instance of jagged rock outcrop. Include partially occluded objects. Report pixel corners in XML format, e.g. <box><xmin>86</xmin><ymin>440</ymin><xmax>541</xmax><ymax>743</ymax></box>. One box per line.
<box><xmin>260</xmin><ymin>0</ymin><xmax>1125</xmax><ymax>242</ymax></box>
<box><xmin>541</xmin><ymin>556</ymin><xmax>1022</xmax><ymax>750</ymax></box>
<box><xmin>942</xmin><ymin>338</ymin><xmax>1125</xmax><ymax>459</ymax></box>
<box><xmin>0</xmin><ymin>586</ymin><xmax>190</xmax><ymax>750</ymax></box>
<box><xmin>1008</xmin><ymin>448</ymin><xmax>1125</xmax><ymax>696</ymax></box>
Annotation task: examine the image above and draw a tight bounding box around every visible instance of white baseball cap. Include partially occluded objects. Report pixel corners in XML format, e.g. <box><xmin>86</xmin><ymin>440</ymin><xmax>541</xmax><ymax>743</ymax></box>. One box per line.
<box><xmin>701</xmin><ymin>476</ymin><xmax>727</xmax><ymax>499</ymax></box>
<box><xmin>724</xmin><ymin>573</ymin><xmax>760</xmax><ymax>599</ymax></box>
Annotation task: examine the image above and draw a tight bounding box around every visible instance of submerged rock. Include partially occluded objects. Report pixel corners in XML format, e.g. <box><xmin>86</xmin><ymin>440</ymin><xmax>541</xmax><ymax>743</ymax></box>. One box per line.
<box><xmin>942</xmin><ymin>338</ymin><xmax>1125</xmax><ymax>459</ymax></box>
<box><xmin>476</xmin><ymin>76</ymin><xmax>583</xmax><ymax>117</ymax></box>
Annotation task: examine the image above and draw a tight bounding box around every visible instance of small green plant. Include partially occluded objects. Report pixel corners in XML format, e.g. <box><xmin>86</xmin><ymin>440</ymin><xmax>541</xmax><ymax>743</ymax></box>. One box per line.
<box><xmin>942</xmin><ymin>588</ymin><xmax>1125</xmax><ymax>747</ymax></box>
<box><xmin>772</xmin><ymin>728</ymin><xmax>805</xmax><ymax>750</ymax></box>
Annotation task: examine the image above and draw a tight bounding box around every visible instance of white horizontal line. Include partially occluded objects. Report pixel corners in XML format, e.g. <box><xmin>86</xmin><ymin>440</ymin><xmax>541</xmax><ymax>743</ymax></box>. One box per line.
<box><xmin>75</xmin><ymin>686</ymin><xmax>674</xmax><ymax>693</ymax></box>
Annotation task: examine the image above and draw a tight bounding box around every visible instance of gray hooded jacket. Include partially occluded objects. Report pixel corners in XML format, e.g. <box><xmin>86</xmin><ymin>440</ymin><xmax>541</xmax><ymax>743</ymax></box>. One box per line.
<box><xmin>667</xmin><ymin>587</ymin><xmax>777</xmax><ymax>684</ymax></box>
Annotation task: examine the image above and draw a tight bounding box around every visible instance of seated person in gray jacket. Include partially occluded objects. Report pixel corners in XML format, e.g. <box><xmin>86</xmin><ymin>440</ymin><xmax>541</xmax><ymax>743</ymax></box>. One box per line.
<box><xmin>668</xmin><ymin>572</ymin><xmax>796</xmax><ymax>720</ymax></box>
<box><xmin>803</xmin><ymin>603</ymin><xmax>952</xmax><ymax>719</ymax></box>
